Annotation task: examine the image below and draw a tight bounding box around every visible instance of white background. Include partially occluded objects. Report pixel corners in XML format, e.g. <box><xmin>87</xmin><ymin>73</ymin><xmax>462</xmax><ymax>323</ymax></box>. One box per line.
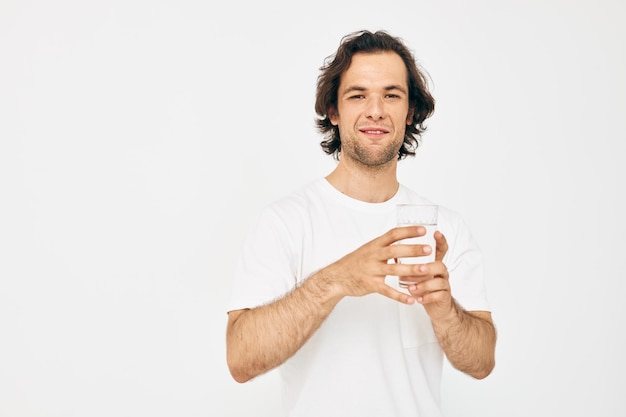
<box><xmin>1</xmin><ymin>0</ymin><xmax>625</xmax><ymax>416</ymax></box>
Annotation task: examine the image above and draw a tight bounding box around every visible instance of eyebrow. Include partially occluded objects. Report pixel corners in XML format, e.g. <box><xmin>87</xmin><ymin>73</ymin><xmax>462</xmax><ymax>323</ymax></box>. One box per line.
<box><xmin>341</xmin><ymin>84</ymin><xmax>408</xmax><ymax>96</ymax></box>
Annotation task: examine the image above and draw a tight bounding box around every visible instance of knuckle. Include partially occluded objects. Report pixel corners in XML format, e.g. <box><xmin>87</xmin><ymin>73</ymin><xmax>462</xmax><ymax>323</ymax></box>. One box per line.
<box><xmin>380</xmin><ymin>245</ymin><xmax>390</xmax><ymax>258</ymax></box>
<box><xmin>388</xmin><ymin>227</ymin><xmax>402</xmax><ymax>241</ymax></box>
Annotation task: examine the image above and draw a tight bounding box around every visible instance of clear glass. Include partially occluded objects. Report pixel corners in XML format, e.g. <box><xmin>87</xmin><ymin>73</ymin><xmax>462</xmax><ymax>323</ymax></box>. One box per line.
<box><xmin>396</xmin><ymin>204</ymin><xmax>438</xmax><ymax>288</ymax></box>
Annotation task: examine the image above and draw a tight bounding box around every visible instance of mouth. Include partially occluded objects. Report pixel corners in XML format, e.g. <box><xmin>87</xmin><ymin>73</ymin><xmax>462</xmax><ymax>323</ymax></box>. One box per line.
<box><xmin>359</xmin><ymin>126</ymin><xmax>390</xmax><ymax>135</ymax></box>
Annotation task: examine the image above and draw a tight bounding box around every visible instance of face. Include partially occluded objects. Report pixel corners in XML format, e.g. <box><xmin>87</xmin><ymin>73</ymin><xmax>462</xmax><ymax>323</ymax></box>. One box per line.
<box><xmin>330</xmin><ymin>51</ymin><xmax>414</xmax><ymax>169</ymax></box>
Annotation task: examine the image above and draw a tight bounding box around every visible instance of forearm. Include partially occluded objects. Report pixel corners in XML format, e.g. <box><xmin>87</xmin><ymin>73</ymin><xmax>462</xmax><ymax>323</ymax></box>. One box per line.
<box><xmin>227</xmin><ymin>269</ymin><xmax>342</xmax><ymax>383</ymax></box>
<box><xmin>431</xmin><ymin>301</ymin><xmax>497</xmax><ymax>379</ymax></box>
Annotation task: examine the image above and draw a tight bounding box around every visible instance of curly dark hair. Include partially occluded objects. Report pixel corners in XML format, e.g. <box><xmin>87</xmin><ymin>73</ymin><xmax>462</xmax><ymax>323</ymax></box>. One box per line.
<box><xmin>315</xmin><ymin>30</ymin><xmax>435</xmax><ymax>160</ymax></box>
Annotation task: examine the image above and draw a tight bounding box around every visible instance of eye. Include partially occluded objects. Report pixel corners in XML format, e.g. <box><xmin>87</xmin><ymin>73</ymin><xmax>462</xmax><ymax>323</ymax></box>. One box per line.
<box><xmin>386</xmin><ymin>94</ymin><xmax>401</xmax><ymax>99</ymax></box>
<box><xmin>348</xmin><ymin>94</ymin><xmax>365</xmax><ymax>100</ymax></box>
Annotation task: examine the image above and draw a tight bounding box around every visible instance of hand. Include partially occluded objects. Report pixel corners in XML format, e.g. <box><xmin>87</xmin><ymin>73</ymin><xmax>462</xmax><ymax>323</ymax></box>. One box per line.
<box><xmin>403</xmin><ymin>231</ymin><xmax>456</xmax><ymax>321</ymax></box>
<box><xmin>318</xmin><ymin>226</ymin><xmax>435</xmax><ymax>305</ymax></box>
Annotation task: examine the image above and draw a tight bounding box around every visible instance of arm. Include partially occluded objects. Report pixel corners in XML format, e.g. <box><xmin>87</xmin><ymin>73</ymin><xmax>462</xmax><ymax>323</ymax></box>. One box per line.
<box><xmin>226</xmin><ymin>226</ymin><xmax>430</xmax><ymax>383</ymax></box>
<box><xmin>430</xmin><ymin>306</ymin><xmax>496</xmax><ymax>379</ymax></box>
<box><xmin>405</xmin><ymin>231</ymin><xmax>497</xmax><ymax>379</ymax></box>
<box><xmin>226</xmin><ymin>270</ymin><xmax>341</xmax><ymax>383</ymax></box>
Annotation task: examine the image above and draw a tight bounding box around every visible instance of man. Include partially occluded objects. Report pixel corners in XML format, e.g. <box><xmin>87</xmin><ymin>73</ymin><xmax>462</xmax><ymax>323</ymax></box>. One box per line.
<box><xmin>226</xmin><ymin>30</ymin><xmax>496</xmax><ymax>417</ymax></box>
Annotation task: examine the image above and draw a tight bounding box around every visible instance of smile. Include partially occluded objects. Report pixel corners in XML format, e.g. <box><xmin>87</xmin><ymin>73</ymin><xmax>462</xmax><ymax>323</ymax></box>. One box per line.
<box><xmin>360</xmin><ymin>127</ymin><xmax>389</xmax><ymax>135</ymax></box>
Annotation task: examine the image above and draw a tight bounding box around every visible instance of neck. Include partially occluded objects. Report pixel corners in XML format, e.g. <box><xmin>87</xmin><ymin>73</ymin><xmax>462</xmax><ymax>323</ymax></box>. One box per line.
<box><xmin>326</xmin><ymin>158</ymin><xmax>399</xmax><ymax>203</ymax></box>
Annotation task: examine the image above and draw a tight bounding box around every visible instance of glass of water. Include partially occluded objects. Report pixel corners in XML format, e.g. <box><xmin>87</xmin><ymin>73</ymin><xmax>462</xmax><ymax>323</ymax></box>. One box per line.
<box><xmin>396</xmin><ymin>204</ymin><xmax>438</xmax><ymax>288</ymax></box>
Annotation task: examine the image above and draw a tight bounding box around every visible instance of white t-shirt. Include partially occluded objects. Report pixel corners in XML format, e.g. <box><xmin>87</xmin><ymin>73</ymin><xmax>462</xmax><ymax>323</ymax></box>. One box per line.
<box><xmin>228</xmin><ymin>178</ymin><xmax>490</xmax><ymax>417</ymax></box>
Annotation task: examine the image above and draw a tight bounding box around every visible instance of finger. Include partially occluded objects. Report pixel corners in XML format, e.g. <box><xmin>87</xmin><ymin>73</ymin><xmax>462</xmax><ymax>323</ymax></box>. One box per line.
<box><xmin>434</xmin><ymin>231</ymin><xmax>448</xmax><ymax>262</ymax></box>
<box><xmin>408</xmin><ymin>277</ymin><xmax>450</xmax><ymax>296</ymax></box>
<box><xmin>417</xmin><ymin>263</ymin><xmax>449</xmax><ymax>282</ymax></box>
<box><xmin>377</xmin><ymin>283</ymin><xmax>416</xmax><ymax>305</ymax></box>
<box><xmin>378</xmin><ymin>226</ymin><xmax>426</xmax><ymax>247</ymax></box>
<box><xmin>386</xmin><ymin>242</ymin><xmax>433</xmax><ymax>261</ymax></box>
<box><xmin>416</xmin><ymin>289</ymin><xmax>452</xmax><ymax>308</ymax></box>
<box><xmin>384</xmin><ymin>261</ymin><xmax>428</xmax><ymax>277</ymax></box>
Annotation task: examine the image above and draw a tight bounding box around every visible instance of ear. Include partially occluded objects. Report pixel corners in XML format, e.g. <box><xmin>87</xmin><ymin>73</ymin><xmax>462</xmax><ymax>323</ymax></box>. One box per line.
<box><xmin>329</xmin><ymin>107</ymin><xmax>339</xmax><ymax>126</ymax></box>
<box><xmin>406</xmin><ymin>107</ymin><xmax>415</xmax><ymax>125</ymax></box>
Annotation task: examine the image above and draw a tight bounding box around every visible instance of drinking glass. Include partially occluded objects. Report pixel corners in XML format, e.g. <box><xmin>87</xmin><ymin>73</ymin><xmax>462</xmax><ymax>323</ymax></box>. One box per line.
<box><xmin>396</xmin><ymin>204</ymin><xmax>438</xmax><ymax>288</ymax></box>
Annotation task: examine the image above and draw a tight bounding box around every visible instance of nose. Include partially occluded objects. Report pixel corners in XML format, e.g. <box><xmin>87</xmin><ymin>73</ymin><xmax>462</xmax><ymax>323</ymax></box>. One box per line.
<box><xmin>365</xmin><ymin>96</ymin><xmax>385</xmax><ymax>120</ymax></box>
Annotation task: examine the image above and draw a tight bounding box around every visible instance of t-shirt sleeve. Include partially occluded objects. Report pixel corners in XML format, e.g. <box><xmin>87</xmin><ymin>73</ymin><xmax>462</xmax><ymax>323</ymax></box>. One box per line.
<box><xmin>227</xmin><ymin>205</ymin><xmax>299</xmax><ymax>312</ymax></box>
<box><xmin>440</xmin><ymin>210</ymin><xmax>491</xmax><ymax>312</ymax></box>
